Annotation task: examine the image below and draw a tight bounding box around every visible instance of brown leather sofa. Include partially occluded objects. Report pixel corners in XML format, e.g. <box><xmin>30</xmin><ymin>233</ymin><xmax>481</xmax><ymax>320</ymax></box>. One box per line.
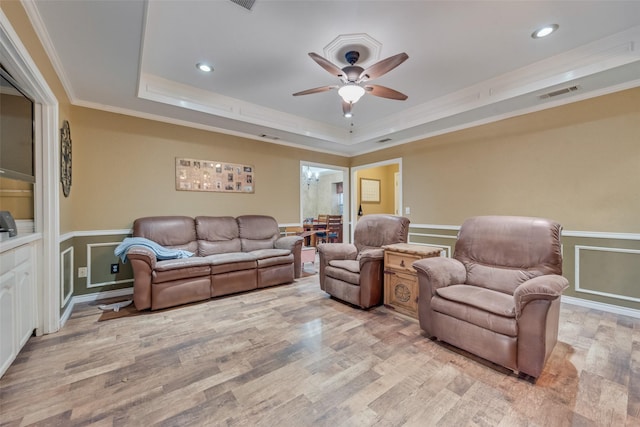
<box><xmin>126</xmin><ymin>215</ymin><xmax>303</xmax><ymax>310</ymax></box>
<box><xmin>317</xmin><ymin>214</ymin><xmax>410</xmax><ymax>309</ymax></box>
<box><xmin>413</xmin><ymin>215</ymin><xmax>569</xmax><ymax>380</ymax></box>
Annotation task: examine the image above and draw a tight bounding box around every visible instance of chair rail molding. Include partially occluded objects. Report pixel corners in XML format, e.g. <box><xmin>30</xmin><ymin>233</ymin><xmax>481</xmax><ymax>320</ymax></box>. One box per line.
<box><xmin>409</xmin><ymin>223</ymin><xmax>640</xmax><ymax>319</ymax></box>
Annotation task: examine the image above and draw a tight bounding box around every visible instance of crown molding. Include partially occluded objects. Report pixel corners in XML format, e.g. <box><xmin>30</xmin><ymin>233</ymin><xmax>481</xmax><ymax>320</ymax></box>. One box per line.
<box><xmin>20</xmin><ymin>0</ymin><xmax>77</xmax><ymax>103</ymax></box>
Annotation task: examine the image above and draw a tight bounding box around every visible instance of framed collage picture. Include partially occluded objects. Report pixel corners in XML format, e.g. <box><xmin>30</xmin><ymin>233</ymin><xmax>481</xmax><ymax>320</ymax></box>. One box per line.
<box><xmin>175</xmin><ymin>158</ymin><xmax>254</xmax><ymax>193</ymax></box>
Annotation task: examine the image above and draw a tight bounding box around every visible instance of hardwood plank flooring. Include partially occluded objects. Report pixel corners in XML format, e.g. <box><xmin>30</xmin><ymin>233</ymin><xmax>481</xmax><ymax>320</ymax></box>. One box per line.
<box><xmin>1</xmin><ymin>275</ymin><xmax>639</xmax><ymax>426</ymax></box>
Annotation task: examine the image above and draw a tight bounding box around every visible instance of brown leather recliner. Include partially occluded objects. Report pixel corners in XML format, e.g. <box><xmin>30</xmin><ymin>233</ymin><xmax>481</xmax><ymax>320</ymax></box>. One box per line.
<box><xmin>413</xmin><ymin>216</ymin><xmax>569</xmax><ymax>379</ymax></box>
<box><xmin>318</xmin><ymin>214</ymin><xmax>410</xmax><ymax>309</ymax></box>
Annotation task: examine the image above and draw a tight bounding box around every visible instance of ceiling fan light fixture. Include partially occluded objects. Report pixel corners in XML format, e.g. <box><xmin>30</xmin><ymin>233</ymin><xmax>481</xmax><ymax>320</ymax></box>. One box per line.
<box><xmin>532</xmin><ymin>24</ymin><xmax>559</xmax><ymax>39</ymax></box>
<box><xmin>338</xmin><ymin>84</ymin><xmax>365</xmax><ymax>103</ymax></box>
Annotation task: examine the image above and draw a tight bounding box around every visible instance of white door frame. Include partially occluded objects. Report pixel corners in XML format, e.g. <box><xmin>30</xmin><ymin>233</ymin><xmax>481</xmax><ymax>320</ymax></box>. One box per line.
<box><xmin>1</xmin><ymin>10</ymin><xmax>60</xmax><ymax>334</ymax></box>
<box><xmin>299</xmin><ymin>161</ymin><xmax>350</xmax><ymax>243</ymax></box>
<box><xmin>351</xmin><ymin>158</ymin><xmax>403</xmax><ymax>241</ymax></box>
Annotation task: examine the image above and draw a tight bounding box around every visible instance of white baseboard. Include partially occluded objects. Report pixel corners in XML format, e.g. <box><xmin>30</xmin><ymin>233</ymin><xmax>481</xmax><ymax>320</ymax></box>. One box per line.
<box><xmin>561</xmin><ymin>295</ymin><xmax>640</xmax><ymax>319</ymax></box>
<box><xmin>59</xmin><ymin>287</ymin><xmax>134</xmax><ymax>328</ymax></box>
<box><xmin>57</xmin><ymin>287</ymin><xmax>639</xmax><ymax>329</ymax></box>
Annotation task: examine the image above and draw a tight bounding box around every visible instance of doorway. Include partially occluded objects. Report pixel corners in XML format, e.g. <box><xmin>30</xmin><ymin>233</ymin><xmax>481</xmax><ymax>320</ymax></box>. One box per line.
<box><xmin>351</xmin><ymin>158</ymin><xmax>403</xmax><ymax>238</ymax></box>
<box><xmin>299</xmin><ymin>161</ymin><xmax>349</xmax><ymax>243</ymax></box>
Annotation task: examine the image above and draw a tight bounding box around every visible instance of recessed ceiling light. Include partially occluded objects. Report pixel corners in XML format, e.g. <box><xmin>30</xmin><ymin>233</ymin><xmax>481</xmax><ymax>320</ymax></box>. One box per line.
<box><xmin>196</xmin><ymin>63</ymin><xmax>213</xmax><ymax>72</ymax></box>
<box><xmin>532</xmin><ymin>24</ymin><xmax>559</xmax><ymax>39</ymax></box>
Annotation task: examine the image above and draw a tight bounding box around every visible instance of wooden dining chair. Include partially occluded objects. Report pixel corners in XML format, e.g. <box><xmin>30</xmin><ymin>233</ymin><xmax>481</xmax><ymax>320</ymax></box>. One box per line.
<box><xmin>326</xmin><ymin>215</ymin><xmax>343</xmax><ymax>243</ymax></box>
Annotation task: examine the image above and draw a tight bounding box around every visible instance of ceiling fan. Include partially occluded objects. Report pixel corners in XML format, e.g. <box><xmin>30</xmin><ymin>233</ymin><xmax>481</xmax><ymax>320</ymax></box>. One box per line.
<box><xmin>293</xmin><ymin>50</ymin><xmax>409</xmax><ymax>118</ymax></box>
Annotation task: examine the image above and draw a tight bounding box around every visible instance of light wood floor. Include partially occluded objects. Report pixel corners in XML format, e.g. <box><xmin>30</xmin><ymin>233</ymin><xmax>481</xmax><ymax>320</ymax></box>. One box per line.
<box><xmin>1</xmin><ymin>275</ymin><xmax>639</xmax><ymax>426</ymax></box>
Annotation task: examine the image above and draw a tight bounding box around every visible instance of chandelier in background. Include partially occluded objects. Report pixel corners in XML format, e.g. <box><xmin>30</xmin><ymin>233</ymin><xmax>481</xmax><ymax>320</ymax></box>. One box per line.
<box><xmin>303</xmin><ymin>166</ymin><xmax>319</xmax><ymax>189</ymax></box>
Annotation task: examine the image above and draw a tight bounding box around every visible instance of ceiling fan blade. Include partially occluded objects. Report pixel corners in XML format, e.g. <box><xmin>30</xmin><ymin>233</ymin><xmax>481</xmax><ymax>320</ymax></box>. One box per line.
<box><xmin>308</xmin><ymin>52</ymin><xmax>344</xmax><ymax>78</ymax></box>
<box><xmin>292</xmin><ymin>85</ymin><xmax>338</xmax><ymax>96</ymax></box>
<box><xmin>365</xmin><ymin>85</ymin><xmax>408</xmax><ymax>100</ymax></box>
<box><xmin>358</xmin><ymin>52</ymin><xmax>409</xmax><ymax>82</ymax></box>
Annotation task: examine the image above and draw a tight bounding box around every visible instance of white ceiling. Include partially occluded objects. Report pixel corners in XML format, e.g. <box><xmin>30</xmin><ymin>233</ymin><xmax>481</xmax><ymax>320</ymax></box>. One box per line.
<box><xmin>23</xmin><ymin>0</ymin><xmax>640</xmax><ymax>156</ymax></box>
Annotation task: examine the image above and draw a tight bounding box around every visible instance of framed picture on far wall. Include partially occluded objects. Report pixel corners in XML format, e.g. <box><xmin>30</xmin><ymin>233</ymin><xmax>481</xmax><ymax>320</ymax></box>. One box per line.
<box><xmin>360</xmin><ymin>178</ymin><xmax>380</xmax><ymax>203</ymax></box>
<box><xmin>175</xmin><ymin>157</ymin><xmax>254</xmax><ymax>193</ymax></box>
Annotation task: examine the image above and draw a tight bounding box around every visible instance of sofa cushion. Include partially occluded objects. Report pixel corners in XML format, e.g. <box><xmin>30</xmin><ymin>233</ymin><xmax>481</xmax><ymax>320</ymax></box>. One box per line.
<box><xmin>153</xmin><ymin>257</ymin><xmax>211</xmax><ymax>284</ymax></box>
<box><xmin>250</xmin><ymin>248</ymin><xmax>291</xmax><ymax>260</ymax></box>
<box><xmin>325</xmin><ymin>260</ymin><xmax>360</xmax><ymax>286</ymax></box>
<box><xmin>453</xmin><ymin>216</ymin><xmax>564</xmax><ymax>294</ymax></box>
<box><xmin>237</xmin><ymin>215</ymin><xmax>279</xmax><ymax>251</ymax></box>
<box><xmin>255</xmin><ymin>252</ymin><xmax>294</xmax><ymax>268</ymax></box>
<box><xmin>205</xmin><ymin>252</ymin><xmax>257</xmax><ymax>275</ymax></box>
<box><xmin>133</xmin><ymin>216</ymin><xmax>198</xmax><ymax>253</ymax></box>
<box><xmin>195</xmin><ymin>216</ymin><xmax>242</xmax><ymax>256</ymax></box>
<box><xmin>329</xmin><ymin>259</ymin><xmax>360</xmax><ymax>274</ymax></box>
<box><xmin>436</xmin><ymin>284</ymin><xmax>515</xmax><ymax>317</ymax></box>
<box><xmin>433</xmin><ymin>284</ymin><xmax>517</xmax><ymax>337</ymax></box>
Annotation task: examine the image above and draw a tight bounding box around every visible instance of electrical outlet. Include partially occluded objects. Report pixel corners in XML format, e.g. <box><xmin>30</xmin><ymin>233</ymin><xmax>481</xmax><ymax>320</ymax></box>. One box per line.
<box><xmin>405</xmin><ymin>207</ymin><xmax>411</xmax><ymax>215</ymax></box>
<box><xmin>110</xmin><ymin>263</ymin><xmax>119</xmax><ymax>274</ymax></box>
<box><xmin>78</xmin><ymin>267</ymin><xmax>87</xmax><ymax>278</ymax></box>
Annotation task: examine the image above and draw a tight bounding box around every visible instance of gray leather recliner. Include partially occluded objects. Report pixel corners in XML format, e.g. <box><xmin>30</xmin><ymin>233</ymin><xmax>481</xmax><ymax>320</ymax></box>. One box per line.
<box><xmin>413</xmin><ymin>215</ymin><xmax>569</xmax><ymax>380</ymax></box>
<box><xmin>318</xmin><ymin>214</ymin><xmax>410</xmax><ymax>309</ymax></box>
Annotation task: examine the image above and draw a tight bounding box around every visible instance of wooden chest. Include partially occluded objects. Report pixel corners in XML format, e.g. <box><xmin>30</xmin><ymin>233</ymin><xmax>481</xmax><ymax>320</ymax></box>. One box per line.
<box><xmin>383</xmin><ymin>243</ymin><xmax>443</xmax><ymax>318</ymax></box>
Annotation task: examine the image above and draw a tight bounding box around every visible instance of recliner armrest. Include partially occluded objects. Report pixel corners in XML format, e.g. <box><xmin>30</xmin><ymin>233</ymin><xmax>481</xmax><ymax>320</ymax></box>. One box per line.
<box><xmin>413</xmin><ymin>257</ymin><xmax>466</xmax><ymax>295</ymax></box>
<box><xmin>318</xmin><ymin>243</ymin><xmax>358</xmax><ymax>261</ymax></box>
<box><xmin>357</xmin><ymin>248</ymin><xmax>384</xmax><ymax>266</ymax></box>
<box><xmin>513</xmin><ymin>274</ymin><xmax>569</xmax><ymax>317</ymax></box>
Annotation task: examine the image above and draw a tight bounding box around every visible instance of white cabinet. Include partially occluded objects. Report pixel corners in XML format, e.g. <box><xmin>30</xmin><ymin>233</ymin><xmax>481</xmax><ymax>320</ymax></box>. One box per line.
<box><xmin>0</xmin><ymin>243</ymin><xmax>36</xmax><ymax>377</ymax></box>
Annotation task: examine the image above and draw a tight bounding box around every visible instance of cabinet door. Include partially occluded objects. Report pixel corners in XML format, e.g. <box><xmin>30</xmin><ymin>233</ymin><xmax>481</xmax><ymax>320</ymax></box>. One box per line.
<box><xmin>386</xmin><ymin>271</ymin><xmax>419</xmax><ymax>318</ymax></box>
<box><xmin>15</xmin><ymin>261</ymin><xmax>35</xmax><ymax>347</ymax></box>
<box><xmin>0</xmin><ymin>271</ymin><xmax>17</xmax><ymax>376</ymax></box>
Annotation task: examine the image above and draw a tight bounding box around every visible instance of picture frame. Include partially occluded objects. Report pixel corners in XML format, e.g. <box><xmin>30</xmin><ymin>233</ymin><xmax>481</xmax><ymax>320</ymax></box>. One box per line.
<box><xmin>360</xmin><ymin>178</ymin><xmax>380</xmax><ymax>203</ymax></box>
<box><xmin>175</xmin><ymin>157</ymin><xmax>254</xmax><ymax>193</ymax></box>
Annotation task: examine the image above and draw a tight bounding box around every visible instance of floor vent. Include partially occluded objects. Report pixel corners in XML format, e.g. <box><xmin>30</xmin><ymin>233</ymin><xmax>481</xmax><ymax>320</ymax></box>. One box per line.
<box><xmin>539</xmin><ymin>85</ymin><xmax>579</xmax><ymax>99</ymax></box>
<box><xmin>230</xmin><ymin>0</ymin><xmax>256</xmax><ymax>11</ymax></box>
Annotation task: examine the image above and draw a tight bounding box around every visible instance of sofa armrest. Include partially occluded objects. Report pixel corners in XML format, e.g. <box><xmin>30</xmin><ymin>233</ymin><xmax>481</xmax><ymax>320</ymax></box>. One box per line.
<box><xmin>514</xmin><ymin>274</ymin><xmax>569</xmax><ymax>318</ymax></box>
<box><xmin>413</xmin><ymin>257</ymin><xmax>467</xmax><ymax>295</ymax></box>
<box><xmin>125</xmin><ymin>246</ymin><xmax>157</xmax><ymax>269</ymax></box>
<box><xmin>125</xmin><ymin>246</ymin><xmax>157</xmax><ymax>311</ymax></box>
<box><xmin>357</xmin><ymin>248</ymin><xmax>384</xmax><ymax>266</ymax></box>
<box><xmin>275</xmin><ymin>236</ymin><xmax>304</xmax><ymax>278</ymax></box>
<box><xmin>275</xmin><ymin>235</ymin><xmax>303</xmax><ymax>251</ymax></box>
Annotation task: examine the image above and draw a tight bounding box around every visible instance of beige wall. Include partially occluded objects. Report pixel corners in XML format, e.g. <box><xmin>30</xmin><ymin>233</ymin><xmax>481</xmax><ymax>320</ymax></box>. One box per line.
<box><xmin>70</xmin><ymin>106</ymin><xmax>348</xmax><ymax>230</ymax></box>
<box><xmin>352</xmin><ymin>87</ymin><xmax>640</xmax><ymax>233</ymax></box>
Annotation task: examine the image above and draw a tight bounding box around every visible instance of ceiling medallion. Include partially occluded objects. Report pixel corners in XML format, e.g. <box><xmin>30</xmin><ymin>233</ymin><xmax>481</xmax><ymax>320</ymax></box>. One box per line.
<box><xmin>60</xmin><ymin>120</ymin><xmax>72</xmax><ymax>197</ymax></box>
<box><xmin>323</xmin><ymin>33</ymin><xmax>382</xmax><ymax>67</ymax></box>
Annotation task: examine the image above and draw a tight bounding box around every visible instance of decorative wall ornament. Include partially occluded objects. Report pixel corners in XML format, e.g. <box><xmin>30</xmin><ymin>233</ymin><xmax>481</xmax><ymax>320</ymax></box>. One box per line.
<box><xmin>60</xmin><ymin>120</ymin><xmax>72</xmax><ymax>197</ymax></box>
<box><xmin>175</xmin><ymin>157</ymin><xmax>254</xmax><ymax>193</ymax></box>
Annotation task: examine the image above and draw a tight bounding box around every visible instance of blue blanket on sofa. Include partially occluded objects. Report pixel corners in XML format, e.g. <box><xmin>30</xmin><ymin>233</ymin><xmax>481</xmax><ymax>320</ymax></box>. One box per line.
<box><xmin>114</xmin><ymin>237</ymin><xmax>194</xmax><ymax>263</ymax></box>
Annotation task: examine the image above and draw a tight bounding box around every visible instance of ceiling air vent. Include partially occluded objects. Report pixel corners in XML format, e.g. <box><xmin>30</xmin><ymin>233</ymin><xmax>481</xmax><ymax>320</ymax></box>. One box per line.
<box><xmin>259</xmin><ymin>133</ymin><xmax>279</xmax><ymax>140</ymax></box>
<box><xmin>230</xmin><ymin>0</ymin><xmax>255</xmax><ymax>10</ymax></box>
<box><xmin>377</xmin><ymin>138</ymin><xmax>392</xmax><ymax>143</ymax></box>
<box><xmin>539</xmin><ymin>85</ymin><xmax>580</xmax><ymax>99</ymax></box>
